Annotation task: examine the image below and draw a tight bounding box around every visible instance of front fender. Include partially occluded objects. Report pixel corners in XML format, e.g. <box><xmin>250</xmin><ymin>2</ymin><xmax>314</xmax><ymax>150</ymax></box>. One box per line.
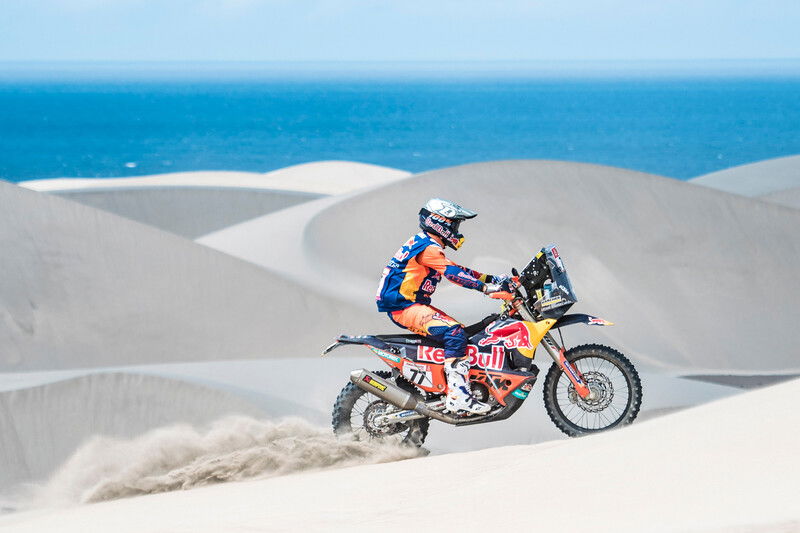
<box><xmin>553</xmin><ymin>313</ymin><xmax>614</xmax><ymax>328</ymax></box>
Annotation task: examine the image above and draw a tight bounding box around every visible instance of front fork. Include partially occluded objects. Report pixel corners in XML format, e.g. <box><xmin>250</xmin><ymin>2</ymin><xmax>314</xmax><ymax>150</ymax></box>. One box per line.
<box><xmin>540</xmin><ymin>333</ymin><xmax>592</xmax><ymax>399</ymax></box>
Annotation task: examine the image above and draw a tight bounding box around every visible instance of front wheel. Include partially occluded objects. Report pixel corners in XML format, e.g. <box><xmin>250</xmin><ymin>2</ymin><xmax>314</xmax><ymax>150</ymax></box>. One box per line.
<box><xmin>332</xmin><ymin>370</ymin><xmax>429</xmax><ymax>447</ymax></box>
<box><xmin>543</xmin><ymin>344</ymin><xmax>642</xmax><ymax>437</ymax></box>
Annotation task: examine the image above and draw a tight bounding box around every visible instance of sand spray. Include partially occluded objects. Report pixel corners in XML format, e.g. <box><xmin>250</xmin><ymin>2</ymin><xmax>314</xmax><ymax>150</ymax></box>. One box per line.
<box><xmin>32</xmin><ymin>416</ymin><xmax>421</xmax><ymax>506</ymax></box>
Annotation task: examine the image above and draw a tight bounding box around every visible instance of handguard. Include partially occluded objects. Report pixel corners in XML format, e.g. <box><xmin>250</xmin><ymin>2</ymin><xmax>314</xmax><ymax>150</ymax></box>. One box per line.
<box><xmin>488</xmin><ymin>291</ymin><xmax>515</xmax><ymax>300</ymax></box>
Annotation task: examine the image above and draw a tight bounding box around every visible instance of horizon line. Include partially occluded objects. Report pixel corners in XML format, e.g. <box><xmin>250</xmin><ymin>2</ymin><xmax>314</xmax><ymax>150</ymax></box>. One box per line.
<box><xmin>3</xmin><ymin>58</ymin><xmax>800</xmax><ymax>64</ymax></box>
<box><xmin>2</xmin><ymin>58</ymin><xmax>799</xmax><ymax>81</ymax></box>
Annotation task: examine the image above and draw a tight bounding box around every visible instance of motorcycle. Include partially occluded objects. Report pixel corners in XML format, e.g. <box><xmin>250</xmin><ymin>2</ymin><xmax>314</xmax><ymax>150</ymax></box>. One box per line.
<box><xmin>323</xmin><ymin>245</ymin><xmax>642</xmax><ymax>446</ymax></box>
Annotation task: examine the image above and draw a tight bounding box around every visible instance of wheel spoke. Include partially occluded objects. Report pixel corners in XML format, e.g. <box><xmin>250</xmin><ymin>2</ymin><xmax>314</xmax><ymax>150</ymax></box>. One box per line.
<box><xmin>332</xmin><ymin>374</ymin><xmax>429</xmax><ymax>447</ymax></box>
<box><xmin>546</xmin><ymin>350</ymin><xmax>641</xmax><ymax>434</ymax></box>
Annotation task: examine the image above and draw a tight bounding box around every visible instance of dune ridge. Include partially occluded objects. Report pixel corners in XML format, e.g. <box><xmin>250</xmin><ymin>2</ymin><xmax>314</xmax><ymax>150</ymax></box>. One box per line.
<box><xmin>0</xmin><ymin>373</ymin><xmax>272</xmax><ymax>490</ymax></box>
<box><xmin>19</xmin><ymin>161</ymin><xmax>411</xmax><ymax>194</ymax></box>
<box><xmin>0</xmin><ymin>179</ymin><xmax>385</xmax><ymax>372</ymax></box>
<box><xmin>691</xmin><ymin>154</ymin><xmax>800</xmax><ymax>208</ymax></box>
<box><xmin>43</xmin><ymin>187</ymin><xmax>323</xmax><ymax>239</ymax></box>
<box><xmin>15</xmin><ymin>161</ymin><xmax>410</xmax><ymax>238</ymax></box>
<box><xmin>760</xmin><ymin>186</ymin><xmax>800</xmax><ymax>209</ymax></box>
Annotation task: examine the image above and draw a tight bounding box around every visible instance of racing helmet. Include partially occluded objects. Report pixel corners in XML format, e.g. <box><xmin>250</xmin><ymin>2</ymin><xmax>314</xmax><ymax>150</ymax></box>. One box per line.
<box><xmin>418</xmin><ymin>198</ymin><xmax>477</xmax><ymax>250</ymax></box>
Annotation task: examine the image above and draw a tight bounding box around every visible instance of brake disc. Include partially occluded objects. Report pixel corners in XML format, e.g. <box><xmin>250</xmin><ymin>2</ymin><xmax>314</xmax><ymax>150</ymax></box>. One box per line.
<box><xmin>567</xmin><ymin>371</ymin><xmax>614</xmax><ymax>413</ymax></box>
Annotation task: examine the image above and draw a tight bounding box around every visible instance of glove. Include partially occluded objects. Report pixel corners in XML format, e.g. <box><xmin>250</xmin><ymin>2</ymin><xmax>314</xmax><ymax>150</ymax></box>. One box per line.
<box><xmin>483</xmin><ymin>283</ymin><xmax>515</xmax><ymax>300</ymax></box>
<box><xmin>491</xmin><ymin>275</ymin><xmax>519</xmax><ymax>292</ymax></box>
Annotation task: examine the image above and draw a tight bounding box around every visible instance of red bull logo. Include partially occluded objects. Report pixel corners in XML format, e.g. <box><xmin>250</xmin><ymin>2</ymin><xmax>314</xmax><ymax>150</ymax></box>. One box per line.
<box><xmin>416</xmin><ymin>344</ymin><xmax>504</xmax><ymax>370</ymax></box>
<box><xmin>478</xmin><ymin>322</ymin><xmax>533</xmax><ymax>350</ymax></box>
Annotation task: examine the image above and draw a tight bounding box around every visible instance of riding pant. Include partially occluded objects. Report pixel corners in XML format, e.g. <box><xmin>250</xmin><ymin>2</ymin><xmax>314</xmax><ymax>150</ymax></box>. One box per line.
<box><xmin>389</xmin><ymin>304</ymin><xmax>467</xmax><ymax>360</ymax></box>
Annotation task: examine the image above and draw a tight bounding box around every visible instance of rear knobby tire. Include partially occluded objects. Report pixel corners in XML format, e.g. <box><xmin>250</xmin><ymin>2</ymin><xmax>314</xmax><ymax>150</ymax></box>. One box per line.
<box><xmin>543</xmin><ymin>344</ymin><xmax>642</xmax><ymax>437</ymax></box>
<box><xmin>332</xmin><ymin>370</ymin><xmax>429</xmax><ymax>447</ymax></box>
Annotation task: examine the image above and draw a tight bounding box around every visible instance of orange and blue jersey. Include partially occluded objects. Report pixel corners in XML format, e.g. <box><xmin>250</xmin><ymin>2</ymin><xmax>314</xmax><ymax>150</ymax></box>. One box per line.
<box><xmin>376</xmin><ymin>232</ymin><xmax>493</xmax><ymax>312</ymax></box>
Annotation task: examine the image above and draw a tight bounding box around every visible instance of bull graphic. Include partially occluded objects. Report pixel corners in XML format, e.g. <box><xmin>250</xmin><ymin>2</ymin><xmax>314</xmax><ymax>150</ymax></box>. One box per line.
<box><xmin>478</xmin><ymin>322</ymin><xmax>533</xmax><ymax>350</ymax></box>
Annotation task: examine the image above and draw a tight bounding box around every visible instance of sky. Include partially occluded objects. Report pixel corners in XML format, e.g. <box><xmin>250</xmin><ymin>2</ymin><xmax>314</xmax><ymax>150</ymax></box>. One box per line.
<box><xmin>0</xmin><ymin>0</ymin><xmax>798</xmax><ymax>63</ymax></box>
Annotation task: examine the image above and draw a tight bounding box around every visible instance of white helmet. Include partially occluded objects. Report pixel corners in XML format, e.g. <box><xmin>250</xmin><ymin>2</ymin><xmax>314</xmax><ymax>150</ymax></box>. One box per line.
<box><xmin>418</xmin><ymin>198</ymin><xmax>477</xmax><ymax>250</ymax></box>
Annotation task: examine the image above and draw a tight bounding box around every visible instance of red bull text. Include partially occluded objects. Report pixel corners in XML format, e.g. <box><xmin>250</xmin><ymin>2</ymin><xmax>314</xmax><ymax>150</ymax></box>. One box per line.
<box><xmin>417</xmin><ymin>344</ymin><xmax>505</xmax><ymax>370</ymax></box>
<box><xmin>478</xmin><ymin>322</ymin><xmax>533</xmax><ymax>350</ymax></box>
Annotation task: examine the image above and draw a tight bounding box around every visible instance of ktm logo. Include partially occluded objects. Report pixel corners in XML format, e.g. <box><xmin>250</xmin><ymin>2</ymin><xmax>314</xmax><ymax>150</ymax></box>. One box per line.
<box><xmin>478</xmin><ymin>322</ymin><xmax>533</xmax><ymax>350</ymax></box>
<box><xmin>472</xmin><ymin>371</ymin><xmax>513</xmax><ymax>391</ymax></box>
<box><xmin>416</xmin><ymin>344</ymin><xmax>504</xmax><ymax>370</ymax></box>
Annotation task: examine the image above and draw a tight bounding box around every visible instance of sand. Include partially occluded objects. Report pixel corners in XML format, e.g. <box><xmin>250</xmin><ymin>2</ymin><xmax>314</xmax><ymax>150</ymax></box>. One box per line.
<box><xmin>202</xmin><ymin>160</ymin><xmax>800</xmax><ymax>373</ymax></box>
<box><xmin>760</xmin><ymin>186</ymin><xmax>800</xmax><ymax>209</ymax></box>
<box><xmin>2</xmin><ymin>376</ymin><xmax>797</xmax><ymax>532</ymax></box>
<box><xmin>2</xmin><ymin>158</ymin><xmax>797</xmax><ymax>531</ymax></box>
<box><xmin>0</xmin><ymin>356</ymin><xmax>741</xmax><ymax>491</ymax></box>
<box><xmin>16</xmin><ymin>161</ymin><xmax>411</xmax><ymax>238</ymax></box>
<box><xmin>0</xmin><ymin>373</ymin><xmax>269</xmax><ymax>489</ymax></box>
<box><xmin>38</xmin><ymin>187</ymin><xmax>323</xmax><ymax>239</ymax></box>
<box><xmin>0</xmin><ymin>179</ymin><xmax>386</xmax><ymax>372</ymax></box>
<box><xmin>691</xmin><ymin>154</ymin><xmax>800</xmax><ymax>203</ymax></box>
<box><xmin>18</xmin><ymin>161</ymin><xmax>411</xmax><ymax>195</ymax></box>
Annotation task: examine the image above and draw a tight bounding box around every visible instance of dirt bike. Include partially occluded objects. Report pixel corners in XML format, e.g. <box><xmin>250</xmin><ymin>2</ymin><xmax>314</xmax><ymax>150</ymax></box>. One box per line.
<box><xmin>323</xmin><ymin>245</ymin><xmax>642</xmax><ymax>446</ymax></box>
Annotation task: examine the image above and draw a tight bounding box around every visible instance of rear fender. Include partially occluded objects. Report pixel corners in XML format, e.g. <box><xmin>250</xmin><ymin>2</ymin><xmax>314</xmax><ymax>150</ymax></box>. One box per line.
<box><xmin>321</xmin><ymin>335</ymin><xmax>401</xmax><ymax>356</ymax></box>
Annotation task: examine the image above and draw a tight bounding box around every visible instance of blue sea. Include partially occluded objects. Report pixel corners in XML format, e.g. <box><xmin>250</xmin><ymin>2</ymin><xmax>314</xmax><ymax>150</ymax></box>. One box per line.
<box><xmin>1</xmin><ymin>63</ymin><xmax>799</xmax><ymax>182</ymax></box>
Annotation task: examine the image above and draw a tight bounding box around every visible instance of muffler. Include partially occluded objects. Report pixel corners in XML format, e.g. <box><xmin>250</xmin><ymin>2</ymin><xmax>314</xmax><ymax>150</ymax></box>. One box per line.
<box><xmin>349</xmin><ymin>369</ymin><xmax>459</xmax><ymax>424</ymax></box>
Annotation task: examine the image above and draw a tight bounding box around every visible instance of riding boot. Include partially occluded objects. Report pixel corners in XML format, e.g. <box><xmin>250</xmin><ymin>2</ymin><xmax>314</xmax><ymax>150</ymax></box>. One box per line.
<box><xmin>444</xmin><ymin>358</ymin><xmax>490</xmax><ymax>415</ymax></box>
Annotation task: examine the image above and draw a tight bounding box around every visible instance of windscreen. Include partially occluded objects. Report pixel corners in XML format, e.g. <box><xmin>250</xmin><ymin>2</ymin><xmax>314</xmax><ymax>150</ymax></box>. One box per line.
<box><xmin>519</xmin><ymin>244</ymin><xmax>577</xmax><ymax>319</ymax></box>
<box><xmin>536</xmin><ymin>245</ymin><xmax>577</xmax><ymax>318</ymax></box>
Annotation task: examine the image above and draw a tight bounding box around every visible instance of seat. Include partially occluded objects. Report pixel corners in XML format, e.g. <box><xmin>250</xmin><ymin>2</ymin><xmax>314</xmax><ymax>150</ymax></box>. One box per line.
<box><xmin>463</xmin><ymin>313</ymin><xmax>499</xmax><ymax>336</ymax></box>
<box><xmin>374</xmin><ymin>333</ymin><xmax>443</xmax><ymax>347</ymax></box>
<box><xmin>374</xmin><ymin>313</ymin><xmax>499</xmax><ymax>347</ymax></box>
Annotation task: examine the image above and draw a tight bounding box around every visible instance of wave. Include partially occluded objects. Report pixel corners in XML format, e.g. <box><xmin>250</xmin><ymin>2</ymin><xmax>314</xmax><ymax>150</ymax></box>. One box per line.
<box><xmin>35</xmin><ymin>416</ymin><xmax>421</xmax><ymax>505</ymax></box>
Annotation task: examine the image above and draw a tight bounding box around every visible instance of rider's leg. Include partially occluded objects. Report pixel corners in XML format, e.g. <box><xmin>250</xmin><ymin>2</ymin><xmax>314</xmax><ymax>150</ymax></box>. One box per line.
<box><xmin>437</xmin><ymin>325</ymin><xmax>490</xmax><ymax>415</ymax></box>
<box><xmin>389</xmin><ymin>305</ymin><xmax>489</xmax><ymax>415</ymax></box>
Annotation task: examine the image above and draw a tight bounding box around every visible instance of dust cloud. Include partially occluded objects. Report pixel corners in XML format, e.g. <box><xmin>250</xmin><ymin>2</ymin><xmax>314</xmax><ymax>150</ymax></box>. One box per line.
<box><xmin>36</xmin><ymin>416</ymin><xmax>421</xmax><ymax>505</ymax></box>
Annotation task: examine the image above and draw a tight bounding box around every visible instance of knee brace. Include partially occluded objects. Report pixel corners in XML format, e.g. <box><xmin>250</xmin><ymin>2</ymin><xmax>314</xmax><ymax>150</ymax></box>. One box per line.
<box><xmin>442</xmin><ymin>325</ymin><xmax>468</xmax><ymax>360</ymax></box>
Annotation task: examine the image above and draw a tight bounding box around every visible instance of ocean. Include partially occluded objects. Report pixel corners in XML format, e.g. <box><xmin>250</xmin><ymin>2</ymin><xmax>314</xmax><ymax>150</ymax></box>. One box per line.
<box><xmin>1</xmin><ymin>67</ymin><xmax>799</xmax><ymax>182</ymax></box>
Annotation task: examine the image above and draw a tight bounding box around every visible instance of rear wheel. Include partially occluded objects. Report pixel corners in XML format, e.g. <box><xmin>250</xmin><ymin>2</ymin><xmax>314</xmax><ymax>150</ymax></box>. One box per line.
<box><xmin>543</xmin><ymin>344</ymin><xmax>642</xmax><ymax>437</ymax></box>
<box><xmin>331</xmin><ymin>370</ymin><xmax>429</xmax><ymax>447</ymax></box>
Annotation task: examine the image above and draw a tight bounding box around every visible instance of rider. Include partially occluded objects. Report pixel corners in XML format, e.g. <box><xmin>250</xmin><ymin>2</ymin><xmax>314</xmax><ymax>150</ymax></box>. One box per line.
<box><xmin>375</xmin><ymin>198</ymin><xmax>514</xmax><ymax>415</ymax></box>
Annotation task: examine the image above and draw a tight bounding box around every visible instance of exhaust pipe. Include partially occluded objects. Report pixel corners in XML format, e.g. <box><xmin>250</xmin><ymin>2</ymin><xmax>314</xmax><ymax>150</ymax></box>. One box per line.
<box><xmin>349</xmin><ymin>369</ymin><xmax>460</xmax><ymax>424</ymax></box>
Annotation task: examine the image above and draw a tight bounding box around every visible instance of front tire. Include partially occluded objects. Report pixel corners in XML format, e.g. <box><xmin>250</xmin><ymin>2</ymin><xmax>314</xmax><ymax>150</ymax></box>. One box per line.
<box><xmin>543</xmin><ymin>344</ymin><xmax>642</xmax><ymax>437</ymax></box>
<box><xmin>332</xmin><ymin>370</ymin><xmax>429</xmax><ymax>447</ymax></box>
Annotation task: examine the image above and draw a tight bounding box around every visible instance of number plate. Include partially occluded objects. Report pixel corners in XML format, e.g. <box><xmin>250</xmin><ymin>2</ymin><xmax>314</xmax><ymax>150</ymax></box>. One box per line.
<box><xmin>402</xmin><ymin>361</ymin><xmax>433</xmax><ymax>387</ymax></box>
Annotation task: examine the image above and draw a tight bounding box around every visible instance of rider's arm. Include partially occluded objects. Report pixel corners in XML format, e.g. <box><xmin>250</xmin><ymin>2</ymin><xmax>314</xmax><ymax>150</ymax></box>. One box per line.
<box><xmin>417</xmin><ymin>245</ymin><xmax>494</xmax><ymax>291</ymax></box>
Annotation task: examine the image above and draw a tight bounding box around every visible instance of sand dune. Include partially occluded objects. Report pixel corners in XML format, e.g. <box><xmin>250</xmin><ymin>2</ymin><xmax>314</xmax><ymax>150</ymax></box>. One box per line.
<box><xmin>36</xmin><ymin>187</ymin><xmax>322</xmax><ymax>239</ymax></box>
<box><xmin>3</xmin><ymin>376</ymin><xmax>796</xmax><ymax>532</ymax></box>
<box><xmin>0</xmin><ymin>180</ymin><xmax>385</xmax><ymax>372</ymax></box>
<box><xmin>199</xmin><ymin>193</ymin><xmax>353</xmax><ymax>299</ymax></box>
<box><xmin>0</xmin><ymin>357</ymin><xmax>371</xmax><ymax>493</ymax></box>
<box><xmin>202</xmin><ymin>160</ymin><xmax>800</xmax><ymax>373</ymax></box>
<box><xmin>760</xmin><ymin>186</ymin><xmax>800</xmax><ymax>209</ymax></box>
<box><xmin>0</xmin><ymin>373</ymin><xmax>268</xmax><ymax>490</ymax></box>
<box><xmin>0</xmin><ymin>354</ymin><xmax>742</xmax><ymax>494</ymax></box>
<box><xmin>19</xmin><ymin>162</ymin><xmax>411</xmax><ymax>194</ymax></box>
<box><xmin>3</xmin><ymin>158</ymin><xmax>797</xmax><ymax>531</ymax></box>
<box><xmin>691</xmin><ymin>154</ymin><xmax>800</xmax><ymax>205</ymax></box>
<box><xmin>17</xmin><ymin>162</ymin><xmax>410</xmax><ymax>238</ymax></box>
